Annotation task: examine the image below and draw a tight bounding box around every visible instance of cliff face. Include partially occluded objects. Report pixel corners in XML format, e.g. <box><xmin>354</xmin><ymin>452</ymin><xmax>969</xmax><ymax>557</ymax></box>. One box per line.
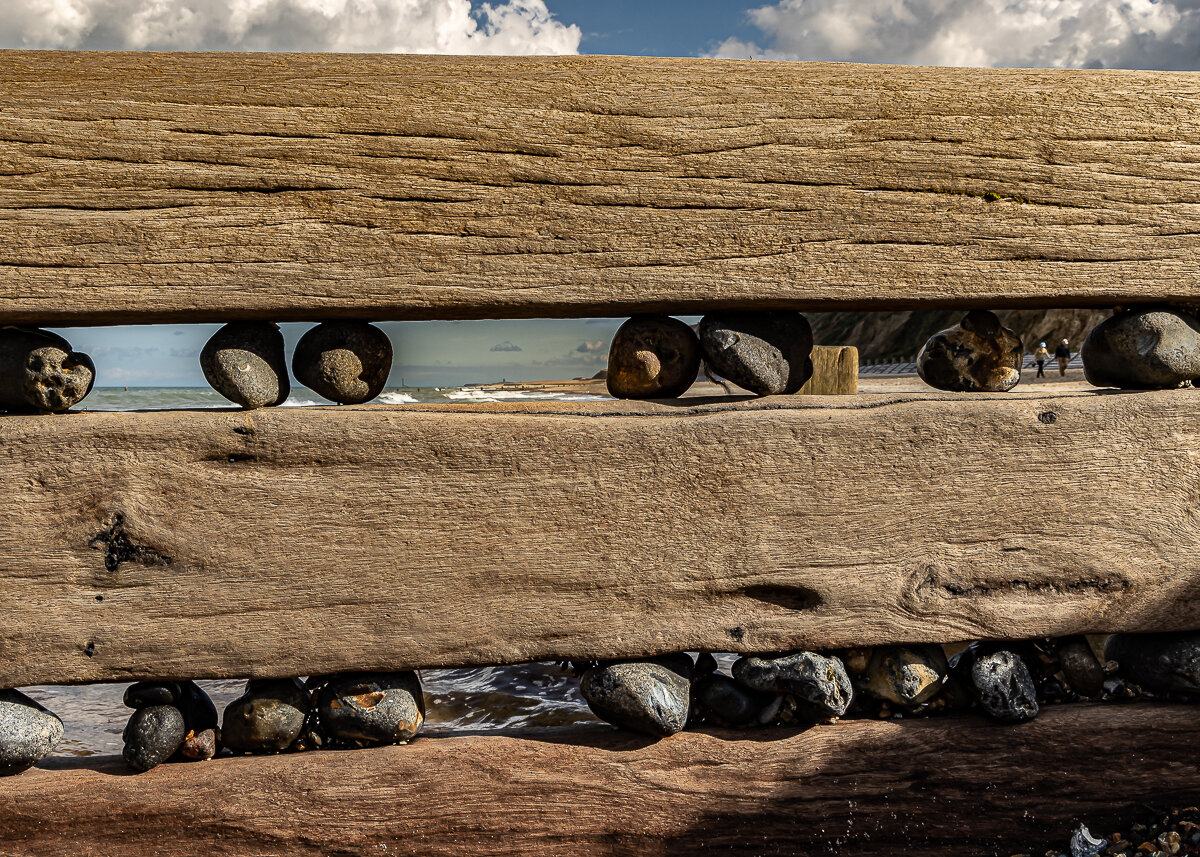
<box><xmin>809</xmin><ymin>309</ymin><xmax>1110</xmax><ymax>361</ymax></box>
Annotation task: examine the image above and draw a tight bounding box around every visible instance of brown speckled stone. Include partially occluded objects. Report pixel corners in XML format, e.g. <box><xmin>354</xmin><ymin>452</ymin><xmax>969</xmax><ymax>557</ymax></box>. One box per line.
<box><xmin>917</xmin><ymin>310</ymin><xmax>1022</xmax><ymax>392</ymax></box>
<box><xmin>292</xmin><ymin>321</ymin><xmax>392</xmax><ymax>404</ymax></box>
<box><xmin>859</xmin><ymin>645</ymin><xmax>948</xmax><ymax>707</ymax></box>
<box><xmin>606</xmin><ymin>316</ymin><xmax>700</xmax><ymax>399</ymax></box>
<box><xmin>0</xmin><ymin>328</ymin><xmax>95</xmax><ymax>412</ymax></box>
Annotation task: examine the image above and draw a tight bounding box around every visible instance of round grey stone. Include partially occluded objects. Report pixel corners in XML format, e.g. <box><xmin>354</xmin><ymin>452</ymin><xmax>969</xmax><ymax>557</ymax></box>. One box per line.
<box><xmin>606</xmin><ymin>315</ymin><xmax>700</xmax><ymax>399</ymax></box>
<box><xmin>0</xmin><ymin>689</ymin><xmax>64</xmax><ymax>776</ymax></box>
<box><xmin>0</xmin><ymin>328</ymin><xmax>95</xmax><ymax>413</ymax></box>
<box><xmin>1081</xmin><ymin>307</ymin><xmax>1200</xmax><ymax>389</ymax></box>
<box><xmin>580</xmin><ymin>657</ymin><xmax>692</xmax><ymax>737</ymax></box>
<box><xmin>970</xmin><ymin>650</ymin><xmax>1039</xmax><ymax>723</ymax></box>
<box><xmin>123</xmin><ymin>704</ymin><xmax>187</xmax><ymax>772</ymax></box>
<box><xmin>291</xmin><ymin>321</ymin><xmax>392</xmax><ymax>404</ymax></box>
<box><xmin>698</xmin><ymin>311</ymin><xmax>814</xmax><ymax>396</ymax></box>
<box><xmin>317</xmin><ymin>671</ymin><xmax>425</xmax><ymax>746</ymax></box>
<box><xmin>917</xmin><ymin>309</ymin><xmax>1023</xmax><ymax>392</ymax></box>
<box><xmin>1105</xmin><ymin>632</ymin><xmax>1200</xmax><ymax>695</ymax></box>
<box><xmin>221</xmin><ymin>678</ymin><xmax>310</xmax><ymax>753</ymax></box>
<box><xmin>731</xmin><ymin>652</ymin><xmax>853</xmax><ymax>719</ymax></box>
<box><xmin>200</xmin><ymin>321</ymin><xmax>290</xmax><ymax>409</ymax></box>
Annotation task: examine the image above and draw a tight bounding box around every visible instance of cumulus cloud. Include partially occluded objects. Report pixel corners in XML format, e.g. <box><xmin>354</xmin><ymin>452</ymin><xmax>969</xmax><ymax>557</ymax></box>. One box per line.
<box><xmin>490</xmin><ymin>340</ymin><xmax>522</xmax><ymax>352</ymax></box>
<box><xmin>712</xmin><ymin>0</ymin><xmax>1200</xmax><ymax>70</ymax></box>
<box><xmin>0</xmin><ymin>0</ymin><xmax>581</xmax><ymax>53</ymax></box>
<box><xmin>575</xmin><ymin>340</ymin><xmax>605</xmax><ymax>353</ymax></box>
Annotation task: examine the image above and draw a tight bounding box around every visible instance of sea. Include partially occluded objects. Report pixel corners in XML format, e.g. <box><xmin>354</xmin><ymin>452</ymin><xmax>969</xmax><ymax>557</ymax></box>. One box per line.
<box><xmin>26</xmin><ymin>385</ymin><xmax>614</xmax><ymax>758</ymax></box>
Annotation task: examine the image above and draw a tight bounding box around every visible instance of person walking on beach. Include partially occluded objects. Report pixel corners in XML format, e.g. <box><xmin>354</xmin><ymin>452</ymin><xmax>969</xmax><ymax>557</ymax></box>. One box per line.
<box><xmin>1055</xmin><ymin>339</ymin><xmax>1071</xmax><ymax>376</ymax></box>
<box><xmin>1033</xmin><ymin>342</ymin><xmax>1049</xmax><ymax>378</ymax></box>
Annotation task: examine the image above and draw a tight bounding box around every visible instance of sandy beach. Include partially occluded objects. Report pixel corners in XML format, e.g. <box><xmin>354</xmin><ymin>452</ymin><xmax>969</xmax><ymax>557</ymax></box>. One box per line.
<box><xmin>480</xmin><ymin>366</ymin><xmax>1098</xmax><ymax>399</ymax></box>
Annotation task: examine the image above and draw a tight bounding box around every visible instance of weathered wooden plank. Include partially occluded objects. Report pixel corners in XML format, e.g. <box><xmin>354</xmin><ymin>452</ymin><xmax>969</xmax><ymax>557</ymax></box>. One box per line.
<box><xmin>0</xmin><ymin>392</ymin><xmax>1197</xmax><ymax>686</ymax></box>
<box><xmin>1</xmin><ymin>705</ymin><xmax>1195</xmax><ymax>856</ymax></box>
<box><xmin>2</xmin><ymin>52</ymin><xmax>1200</xmax><ymax>324</ymax></box>
<box><xmin>798</xmin><ymin>345</ymin><xmax>858</xmax><ymax>395</ymax></box>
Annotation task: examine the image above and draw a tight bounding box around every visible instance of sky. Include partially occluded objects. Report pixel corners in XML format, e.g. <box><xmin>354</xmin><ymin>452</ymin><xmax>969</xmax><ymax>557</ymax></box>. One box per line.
<box><xmin>5</xmin><ymin>0</ymin><xmax>1200</xmax><ymax>385</ymax></box>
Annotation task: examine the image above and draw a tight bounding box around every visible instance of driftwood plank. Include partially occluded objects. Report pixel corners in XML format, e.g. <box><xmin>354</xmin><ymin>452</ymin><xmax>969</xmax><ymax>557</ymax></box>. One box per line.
<box><xmin>0</xmin><ymin>392</ymin><xmax>1197</xmax><ymax>686</ymax></box>
<box><xmin>1</xmin><ymin>52</ymin><xmax>1200</xmax><ymax>323</ymax></box>
<box><xmin>1</xmin><ymin>705</ymin><xmax>1197</xmax><ymax>856</ymax></box>
<box><xmin>798</xmin><ymin>345</ymin><xmax>858</xmax><ymax>395</ymax></box>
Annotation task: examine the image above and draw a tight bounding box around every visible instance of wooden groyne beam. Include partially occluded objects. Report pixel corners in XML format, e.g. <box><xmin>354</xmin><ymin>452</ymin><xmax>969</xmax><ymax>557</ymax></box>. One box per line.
<box><xmin>3</xmin><ymin>704</ymin><xmax>1197</xmax><ymax>856</ymax></box>
<box><xmin>2</xmin><ymin>53</ymin><xmax>1200</xmax><ymax>324</ymax></box>
<box><xmin>2</xmin><ymin>391</ymin><xmax>1197</xmax><ymax>687</ymax></box>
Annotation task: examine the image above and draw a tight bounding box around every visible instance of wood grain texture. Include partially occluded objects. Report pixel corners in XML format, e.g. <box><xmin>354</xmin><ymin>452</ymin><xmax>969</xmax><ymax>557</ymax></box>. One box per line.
<box><xmin>0</xmin><ymin>391</ymin><xmax>1198</xmax><ymax>686</ymax></box>
<box><xmin>2</xmin><ymin>52</ymin><xmax>1200</xmax><ymax>324</ymax></box>
<box><xmin>2</xmin><ymin>705</ymin><xmax>1197</xmax><ymax>856</ymax></box>
<box><xmin>798</xmin><ymin>345</ymin><xmax>858</xmax><ymax>395</ymax></box>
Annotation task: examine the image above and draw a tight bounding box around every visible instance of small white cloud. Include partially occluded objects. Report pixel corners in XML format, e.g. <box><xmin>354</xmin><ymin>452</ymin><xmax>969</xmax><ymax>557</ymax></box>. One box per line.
<box><xmin>712</xmin><ymin>0</ymin><xmax>1193</xmax><ymax>70</ymax></box>
<box><xmin>0</xmin><ymin>0</ymin><xmax>581</xmax><ymax>54</ymax></box>
<box><xmin>575</xmin><ymin>340</ymin><xmax>605</xmax><ymax>353</ymax></box>
<box><xmin>490</xmin><ymin>340</ymin><xmax>522</xmax><ymax>352</ymax></box>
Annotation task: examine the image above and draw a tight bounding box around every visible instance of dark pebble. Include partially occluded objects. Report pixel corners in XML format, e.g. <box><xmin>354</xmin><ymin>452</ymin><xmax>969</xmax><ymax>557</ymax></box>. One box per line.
<box><xmin>123</xmin><ymin>704</ymin><xmax>187</xmax><ymax>772</ymax></box>
<box><xmin>317</xmin><ymin>671</ymin><xmax>425</xmax><ymax>746</ymax></box>
<box><xmin>221</xmin><ymin>678</ymin><xmax>310</xmax><ymax>753</ymax></box>
<box><xmin>695</xmin><ymin>674</ymin><xmax>775</xmax><ymax>727</ymax></box>
<box><xmin>175</xmin><ymin>681</ymin><xmax>219</xmax><ymax>733</ymax></box>
<box><xmin>606</xmin><ymin>315</ymin><xmax>700</xmax><ymax>399</ymax></box>
<box><xmin>123</xmin><ymin>681</ymin><xmax>179</xmax><ymax>709</ymax></box>
<box><xmin>580</xmin><ymin>656</ymin><xmax>693</xmax><ymax>737</ymax></box>
<box><xmin>698</xmin><ymin>311</ymin><xmax>813</xmax><ymax>396</ymax></box>
<box><xmin>291</xmin><ymin>321</ymin><xmax>392</xmax><ymax>404</ymax></box>
<box><xmin>200</xmin><ymin>321</ymin><xmax>290</xmax><ymax>409</ymax></box>
<box><xmin>694</xmin><ymin>652</ymin><xmax>719</xmax><ymax>677</ymax></box>
<box><xmin>0</xmin><ymin>328</ymin><xmax>95</xmax><ymax>412</ymax></box>
<box><xmin>125</xmin><ymin>681</ymin><xmax>217</xmax><ymax>733</ymax></box>
<box><xmin>1082</xmin><ymin>307</ymin><xmax>1200</xmax><ymax>389</ymax></box>
<box><xmin>970</xmin><ymin>650</ymin><xmax>1040</xmax><ymax>722</ymax></box>
<box><xmin>860</xmin><ymin>645</ymin><xmax>948</xmax><ymax>707</ymax></box>
<box><xmin>917</xmin><ymin>310</ymin><xmax>1023</xmax><ymax>392</ymax></box>
<box><xmin>1056</xmin><ymin>636</ymin><xmax>1105</xmax><ymax>699</ymax></box>
<box><xmin>731</xmin><ymin>652</ymin><xmax>853</xmax><ymax>719</ymax></box>
<box><xmin>1105</xmin><ymin>632</ymin><xmax>1200</xmax><ymax>695</ymax></box>
<box><xmin>0</xmin><ymin>689</ymin><xmax>64</xmax><ymax>776</ymax></box>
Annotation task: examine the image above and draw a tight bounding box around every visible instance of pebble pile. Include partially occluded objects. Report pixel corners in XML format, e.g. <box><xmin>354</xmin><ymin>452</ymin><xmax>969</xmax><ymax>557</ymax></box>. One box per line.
<box><xmin>1027</xmin><ymin>806</ymin><xmax>1200</xmax><ymax>857</ymax></box>
<box><xmin>575</xmin><ymin>632</ymin><xmax>1200</xmax><ymax>738</ymax></box>
<box><xmin>0</xmin><ymin>633</ymin><xmax>1197</xmax><ymax>774</ymax></box>
<box><xmin>606</xmin><ymin>310</ymin><xmax>815</xmax><ymax>399</ymax></box>
<box><xmin>118</xmin><ymin>670</ymin><xmax>425</xmax><ymax>771</ymax></box>
<box><xmin>205</xmin><ymin>319</ymin><xmax>394</xmax><ymax>408</ymax></box>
